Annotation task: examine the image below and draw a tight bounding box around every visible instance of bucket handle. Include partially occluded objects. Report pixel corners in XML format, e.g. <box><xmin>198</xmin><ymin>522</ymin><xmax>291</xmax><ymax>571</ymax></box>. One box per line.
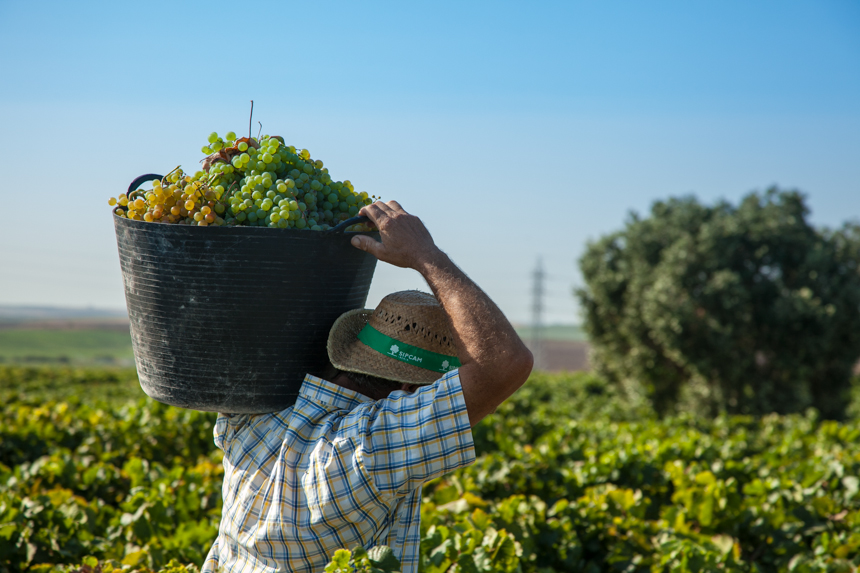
<box><xmin>127</xmin><ymin>173</ymin><xmax>370</xmax><ymax>233</ymax></box>
<box><xmin>328</xmin><ymin>215</ymin><xmax>371</xmax><ymax>233</ymax></box>
<box><xmin>128</xmin><ymin>174</ymin><xmax>164</xmax><ymax>195</ymax></box>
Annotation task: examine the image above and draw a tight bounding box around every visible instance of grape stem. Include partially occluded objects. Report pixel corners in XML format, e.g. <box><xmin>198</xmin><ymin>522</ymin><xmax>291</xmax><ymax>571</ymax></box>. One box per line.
<box><xmin>161</xmin><ymin>165</ymin><xmax>182</xmax><ymax>187</ymax></box>
<box><xmin>248</xmin><ymin>100</ymin><xmax>254</xmax><ymax>139</ymax></box>
<box><xmin>257</xmin><ymin>121</ymin><xmax>263</xmax><ymax>140</ymax></box>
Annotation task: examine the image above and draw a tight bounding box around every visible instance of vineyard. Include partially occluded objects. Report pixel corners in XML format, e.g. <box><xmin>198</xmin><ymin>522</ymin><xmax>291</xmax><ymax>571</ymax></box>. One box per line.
<box><xmin>2</xmin><ymin>365</ymin><xmax>860</xmax><ymax>572</ymax></box>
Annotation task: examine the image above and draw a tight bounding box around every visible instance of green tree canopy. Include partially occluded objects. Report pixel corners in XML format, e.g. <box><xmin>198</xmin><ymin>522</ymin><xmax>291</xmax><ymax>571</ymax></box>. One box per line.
<box><xmin>576</xmin><ymin>188</ymin><xmax>860</xmax><ymax>418</ymax></box>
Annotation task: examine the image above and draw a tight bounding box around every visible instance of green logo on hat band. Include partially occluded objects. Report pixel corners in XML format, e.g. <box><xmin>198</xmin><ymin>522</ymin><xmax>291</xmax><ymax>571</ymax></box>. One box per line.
<box><xmin>357</xmin><ymin>324</ymin><xmax>462</xmax><ymax>373</ymax></box>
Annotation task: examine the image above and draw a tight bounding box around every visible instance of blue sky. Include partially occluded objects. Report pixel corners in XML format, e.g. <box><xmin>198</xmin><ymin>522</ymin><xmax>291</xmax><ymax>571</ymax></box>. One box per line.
<box><xmin>1</xmin><ymin>0</ymin><xmax>858</xmax><ymax>324</ymax></box>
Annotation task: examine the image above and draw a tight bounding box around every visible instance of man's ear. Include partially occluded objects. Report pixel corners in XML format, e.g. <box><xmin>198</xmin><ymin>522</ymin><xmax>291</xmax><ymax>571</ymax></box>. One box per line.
<box><xmin>401</xmin><ymin>383</ymin><xmax>420</xmax><ymax>393</ymax></box>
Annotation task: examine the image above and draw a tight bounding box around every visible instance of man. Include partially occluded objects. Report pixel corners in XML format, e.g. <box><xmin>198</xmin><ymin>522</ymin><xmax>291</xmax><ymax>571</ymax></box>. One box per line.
<box><xmin>203</xmin><ymin>201</ymin><xmax>533</xmax><ymax>573</ymax></box>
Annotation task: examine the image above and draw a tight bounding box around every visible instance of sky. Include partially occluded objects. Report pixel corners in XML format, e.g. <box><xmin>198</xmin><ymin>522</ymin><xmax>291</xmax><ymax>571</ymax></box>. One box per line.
<box><xmin>0</xmin><ymin>0</ymin><xmax>858</xmax><ymax>325</ymax></box>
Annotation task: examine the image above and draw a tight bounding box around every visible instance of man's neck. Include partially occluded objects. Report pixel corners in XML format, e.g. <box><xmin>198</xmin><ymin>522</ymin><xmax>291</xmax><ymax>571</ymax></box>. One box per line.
<box><xmin>328</xmin><ymin>372</ymin><xmax>415</xmax><ymax>400</ymax></box>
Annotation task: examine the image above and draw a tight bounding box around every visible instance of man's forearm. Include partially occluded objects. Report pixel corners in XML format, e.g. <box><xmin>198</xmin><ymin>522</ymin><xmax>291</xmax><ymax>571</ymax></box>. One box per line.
<box><xmin>416</xmin><ymin>250</ymin><xmax>533</xmax><ymax>426</ymax></box>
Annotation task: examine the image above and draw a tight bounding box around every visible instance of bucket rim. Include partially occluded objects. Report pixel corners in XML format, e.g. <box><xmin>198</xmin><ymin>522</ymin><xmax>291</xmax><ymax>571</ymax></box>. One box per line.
<box><xmin>112</xmin><ymin>211</ymin><xmax>380</xmax><ymax>238</ymax></box>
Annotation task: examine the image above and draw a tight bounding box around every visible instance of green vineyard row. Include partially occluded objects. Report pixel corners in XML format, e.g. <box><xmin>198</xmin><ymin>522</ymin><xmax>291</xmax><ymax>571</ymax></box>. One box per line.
<box><xmin>1</xmin><ymin>366</ymin><xmax>859</xmax><ymax>572</ymax></box>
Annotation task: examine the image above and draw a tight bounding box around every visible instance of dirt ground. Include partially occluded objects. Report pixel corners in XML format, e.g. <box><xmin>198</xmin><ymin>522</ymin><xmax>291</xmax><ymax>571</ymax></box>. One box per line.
<box><xmin>523</xmin><ymin>340</ymin><xmax>860</xmax><ymax>376</ymax></box>
<box><xmin>523</xmin><ymin>339</ymin><xmax>591</xmax><ymax>372</ymax></box>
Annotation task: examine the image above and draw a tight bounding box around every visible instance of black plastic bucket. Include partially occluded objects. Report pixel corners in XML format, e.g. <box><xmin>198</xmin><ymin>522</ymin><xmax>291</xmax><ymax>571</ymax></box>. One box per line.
<box><xmin>114</xmin><ymin>189</ymin><xmax>379</xmax><ymax>414</ymax></box>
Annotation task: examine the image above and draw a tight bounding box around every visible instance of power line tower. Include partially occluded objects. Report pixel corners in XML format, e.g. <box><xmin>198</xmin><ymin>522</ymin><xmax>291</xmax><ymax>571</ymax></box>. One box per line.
<box><xmin>531</xmin><ymin>257</ymin><xmax>545</xmax><ymax>370</ymax></box>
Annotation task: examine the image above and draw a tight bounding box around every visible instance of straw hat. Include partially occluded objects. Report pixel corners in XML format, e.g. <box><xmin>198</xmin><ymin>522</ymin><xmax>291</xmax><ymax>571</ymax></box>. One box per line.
<box><xmin>327</xmin><ymin>290</ymin><xmax>461</xmax><ymax>384</ymax></box>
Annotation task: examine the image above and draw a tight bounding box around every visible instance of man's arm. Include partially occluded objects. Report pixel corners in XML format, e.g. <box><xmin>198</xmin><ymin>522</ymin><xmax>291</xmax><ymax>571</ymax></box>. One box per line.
<box><xmin>350</xmin><ymin>201</ymin><xmax>534</xmax><ymax>426</ymax></box>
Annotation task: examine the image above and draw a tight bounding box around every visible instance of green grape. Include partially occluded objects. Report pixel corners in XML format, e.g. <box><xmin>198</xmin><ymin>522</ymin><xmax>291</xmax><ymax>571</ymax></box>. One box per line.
<box><xmin>256</xmin><ymin>208</ymin><xmax>266</xmax><ymax>218</ymax></box>
<box><xmin>323</xmin><ymin>201</ymin><xmax>333</xmax><ymax>211</ymax></box>
<box><xmin>303</xmin><ymin>164</ymin><xmax>313</xmax><ymax>174</ymax></box>
<box><xmin>262</xmin><ymin>153</ymin><xmax>273</xmax><ymax>163</ymax></box>
<box><xmin>202</xmin><ymin>146</ymin><xmax>212</xmax><ymax>154</ymax></box>
<box><xmin>226</xmin><ymin>131</ymin><xmax>237</xmax><ymax>140</ymax></box>
<box><xmin>277</xmin><ymin>183</ymin><xmax>287</xmax><ymax>193</ymax></box>
<box><xmin>296</xmin><ymin>218</ymin><xmax>307</xmax><ymax>229</ymax></box>
<box><xmin>248</xmin><ymin>212</ymin><xmax>258</xmax><ymax>222</ymax></box>
<box><xmin>348</xmin><ymin>206</ymin><xmax>359</xmax><ymax>216</ymax></box>
<box><xmin>298</xmin><ymin>202</ymin><xmax>307</xmax><ymax>211</ymax></box>
<box><xmin>288</xmin><ymin>200</ymin><xmax>299</xmax><ymax>211</ymax></box>
<box><xmin>208</xmin><ymin>132</ymin><xmax>219</xmax><ymax>144</ymax></box>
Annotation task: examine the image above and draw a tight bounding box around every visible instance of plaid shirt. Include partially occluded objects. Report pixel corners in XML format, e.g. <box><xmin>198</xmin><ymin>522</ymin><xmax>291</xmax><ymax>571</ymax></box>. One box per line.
<box><xmin>202</xmin><ymin>369</ymin><xmax>475</xmax><ymax>573</ymax></box>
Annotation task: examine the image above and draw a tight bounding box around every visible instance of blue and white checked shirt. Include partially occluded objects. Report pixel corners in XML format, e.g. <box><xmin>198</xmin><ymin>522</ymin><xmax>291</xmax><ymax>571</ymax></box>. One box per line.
<box><xmin>202</xmin><ymin>369</ymin><xmax>475</xmax><ymax>573</ymax></box>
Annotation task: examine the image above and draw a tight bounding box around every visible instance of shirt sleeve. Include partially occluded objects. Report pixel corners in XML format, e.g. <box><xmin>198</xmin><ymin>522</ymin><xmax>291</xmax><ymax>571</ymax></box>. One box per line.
<box><xmin>349</xmin><ymin>369</ymin><xmax>476</xmax><ymax>498</ymax></box>
<box><xmin>213</xmin><ymin>413</ymin><xmax>231</xmax><ymax>452</ymax></box>
<box><xmin>213</xmin><ymin>413</ymin><xmax>247</xmax><ymax>453</ymax></box>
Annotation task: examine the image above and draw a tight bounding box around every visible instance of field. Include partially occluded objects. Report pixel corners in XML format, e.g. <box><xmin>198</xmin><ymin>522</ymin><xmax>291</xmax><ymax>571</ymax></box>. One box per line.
<box><xmin>0</xmin><ymin>320</ymin><xmax>588</xmax><ymax>372</ymax></box>
<box><xmin>0</xmin><ymin>323</ymin><xmax>590</xmax><ymax>375</ymax></box>
<box><xmin>0</xmin><ymin>308</ymin><xmax>133</xmax><ymax>367</ymax></box>
<box><xmin>2</xmin><ymin>365</ymin><xmax>860</xmax><ymax>572</ymax></box>
<box><xmin>0</xmin><ymin>328</ymin><xmax>134</xmax><ymax>366</ymax></box>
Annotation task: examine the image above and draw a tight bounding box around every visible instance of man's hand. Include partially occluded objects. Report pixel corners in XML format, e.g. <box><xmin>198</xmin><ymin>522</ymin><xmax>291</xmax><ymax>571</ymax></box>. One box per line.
<box><xmin>350</xmin><ymin>201</ymin><xmax>443</xmax><ymax>272</ymax></box>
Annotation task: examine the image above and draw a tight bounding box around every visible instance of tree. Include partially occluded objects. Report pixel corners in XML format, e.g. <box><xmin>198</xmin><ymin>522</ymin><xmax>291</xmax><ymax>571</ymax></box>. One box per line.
<box><xmin>576</xmin><ymin>188</ymin><xmax>860</xmax><ymax>418</ymax></box>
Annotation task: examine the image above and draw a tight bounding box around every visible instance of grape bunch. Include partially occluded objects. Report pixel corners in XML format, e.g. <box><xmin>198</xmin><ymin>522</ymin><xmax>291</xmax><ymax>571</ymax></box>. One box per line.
<box><xmin>109</xmin><ymin>131</ymin><xmax>378</xmax><ymax>231</ymax></box>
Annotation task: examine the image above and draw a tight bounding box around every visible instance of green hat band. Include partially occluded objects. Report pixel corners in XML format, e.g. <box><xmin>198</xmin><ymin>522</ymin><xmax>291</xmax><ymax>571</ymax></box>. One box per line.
<box><xmin>357</xmin><ymin>324</ymin><xmax>462</xmax><ymax>374</ymax></box>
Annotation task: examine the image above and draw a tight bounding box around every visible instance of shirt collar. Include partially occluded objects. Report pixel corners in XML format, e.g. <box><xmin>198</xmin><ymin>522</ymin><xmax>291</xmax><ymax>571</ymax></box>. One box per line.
<box><xmin>299</xmin><ymin>374</ymin><xmax>373</xmax><ymax>411</ymax></box>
